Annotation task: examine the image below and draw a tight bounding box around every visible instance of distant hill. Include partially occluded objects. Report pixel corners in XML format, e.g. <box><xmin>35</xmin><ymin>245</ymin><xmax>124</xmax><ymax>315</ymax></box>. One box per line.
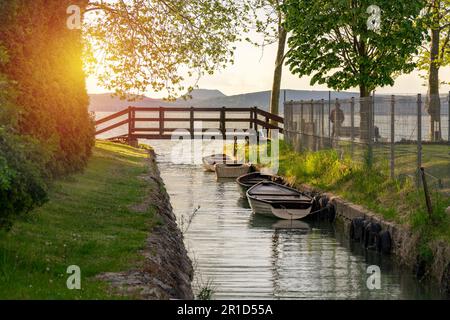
<box><xmin>90</xmin><ymin>89</ymin><xmax>449</xmax><ymax>116</ymax></box>
<box><xmin>89</xmin><ymin>89</ymin><xmax>358</xmax><ymax>114</ymax></box>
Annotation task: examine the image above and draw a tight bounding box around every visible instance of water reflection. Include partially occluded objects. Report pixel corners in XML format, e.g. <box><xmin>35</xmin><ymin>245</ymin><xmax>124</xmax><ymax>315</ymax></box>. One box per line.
<box><xmin>147</xmin><ymin>140</ymin><xmax>446</xmax><ymax>300</ymax></box>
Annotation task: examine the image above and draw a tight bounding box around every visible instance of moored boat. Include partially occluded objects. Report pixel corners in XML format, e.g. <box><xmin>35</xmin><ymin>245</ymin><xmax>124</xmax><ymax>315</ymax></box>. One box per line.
<box><xmin>246</xmin><ymin>181</ymin><xmax>314</xmax><ymax>220</ymax></box>
<box><xmin>215</xmin><ymin>163</ymin><xmax>251</xmax><ymax>179</ymax></box>
<box><xmin>202</xmin><ymin>154</ymin><xmax>233</xmax><ymax>172</ymax></box>
<box><xmin>236</xmin><ymin>172</ymin><xmax>287</xmax><ymax>190</ymax></box>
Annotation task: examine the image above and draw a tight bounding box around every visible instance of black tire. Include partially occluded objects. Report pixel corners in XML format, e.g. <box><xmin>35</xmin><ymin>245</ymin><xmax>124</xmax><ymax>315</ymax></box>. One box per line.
<box><xmin>361</xmin><ymin>220</ymin><xmax>371</xmax><ymax>245</ymax></box>
<box><xmin>379</xmin><ymin>230</ymin><xmax>392</xmax><ymax>254</ymax></box>
<box><xmin>351</xmin><ymin>218</ymin><xmax>365</xmax><ymax>241</ymax></box>
<box><xmin>370</xmin><ymin>223</ymin><xmax>382</xmax><ymax>234</ymax></box>
<box><xmin>319</xmin><ymin>196</ymin><xmax>329</xmax><ymax>208</ymax></box>
<box><xmin>363</xmin><ymin>222</ymin><xmax>372</xmax><ymax>249</ymax></box>
<box><xmin>368</xmin><ymin>223</ymin><xmax>382</xmax><ymax>249</ymax></box>
<box><xmin>327</xmin><ymin>204</ymin><xmax>336</xmax><ymax>223</ymax></box>
<box><xmin>350</xmin><ymin>219</ymin><xmax>355</xmax><ymax>239</ymax></box>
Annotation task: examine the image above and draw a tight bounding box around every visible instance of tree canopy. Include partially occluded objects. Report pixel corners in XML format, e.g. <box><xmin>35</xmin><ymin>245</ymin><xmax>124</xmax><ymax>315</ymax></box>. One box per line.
<box><xmin>84</xmin><ymin>0</ymin><xmax>247</xmax><ymax>100</ymax></box>
<box><xmin>282</xmin><ymin>0</ymin><xmax>427</xmax><ymax>97</ymax></box>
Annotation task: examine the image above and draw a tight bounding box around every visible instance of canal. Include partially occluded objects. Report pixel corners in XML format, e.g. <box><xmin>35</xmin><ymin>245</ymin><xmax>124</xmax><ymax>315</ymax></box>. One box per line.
<box><xmin>147</xmin><ymin>140</ymin><xmax>446</xmax><ymax>300</ymax></box>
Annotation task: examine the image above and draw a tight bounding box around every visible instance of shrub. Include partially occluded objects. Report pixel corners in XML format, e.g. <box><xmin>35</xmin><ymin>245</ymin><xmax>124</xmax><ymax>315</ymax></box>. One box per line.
<box><xmin>0</xmin><ymin>45</ymin><xmax>49</xmax><ymax>228</ymax></box>
<box><xmin>0</xmin><ymin>129</ymin><xmax>48</xmax><ymax>229</ymax></box>
<box><xmin>0</xmin><ymin>0</ymin><xmax>94</xmax><ymax>177</ymax></box>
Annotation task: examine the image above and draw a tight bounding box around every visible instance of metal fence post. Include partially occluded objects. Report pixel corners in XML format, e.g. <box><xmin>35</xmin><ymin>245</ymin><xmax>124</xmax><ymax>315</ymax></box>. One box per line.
<box><xmin>417</xmin><ymin>94</ymin><xmax>422</xmax><ymax>178</ymax></box>
<box><xmin>350</xmin><ymin>97</ymin><xmax>355</xmax><ymax>156</ymax></box>
<box><xmin>328</xmin><ymin>91</ymin><xmax>331</xmax><ymax>139</ymax></box>
<box><xmin>310</xmin><ymin>99</ymin><xmax>315</xmax><ymax>150</ymax></box>
<box><xmin>300</xmin><ymin>100</ymin><xmax>304</xmax><ymax>147</ymax></box>
<box><xmin>390</xmin><ymin>95</ymin><xmax>395</xmax><ymax>179</ymax></box>
<box><xmin>321</xmin><ymin>99</ymin><xmax>325</xmax><ymax>149</ymax></box>
<box><xmin>367</xmin><ymin>96</ymin><xmax>374</xmax><ymax>168</ymax></box>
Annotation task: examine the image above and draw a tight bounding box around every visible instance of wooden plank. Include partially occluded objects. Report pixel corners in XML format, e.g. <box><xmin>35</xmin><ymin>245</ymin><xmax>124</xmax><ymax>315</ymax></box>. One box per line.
<box><xmin>95</xmin><ymin>119</ymin><xmax>130</xmax><ymax>135</ymax></box>
<box><xmin>131</xmin><ymin>107</ymin><xmax>253</xmax><ymax>112</ymax></box>
<box><xmin>254</xmin><ymin>119</ymin><xmax>284</xmax><ymax>133</ymax></box>
<box><xmin>254</xmin><ymin>108</ymin><xmax>284</xmax><ymax>123</ymax></box>
<box><xmin>95</xmin><ymin>108</ymin><xmax>130</xmax><ymax>126</ymax></box>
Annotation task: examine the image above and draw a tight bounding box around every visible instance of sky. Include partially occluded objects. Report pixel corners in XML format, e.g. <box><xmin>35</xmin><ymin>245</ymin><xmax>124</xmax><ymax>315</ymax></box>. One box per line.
<box><xmin>86</xmin><ymin>38</ymin><xmax>450</xmax><ymax>98</ymax></box>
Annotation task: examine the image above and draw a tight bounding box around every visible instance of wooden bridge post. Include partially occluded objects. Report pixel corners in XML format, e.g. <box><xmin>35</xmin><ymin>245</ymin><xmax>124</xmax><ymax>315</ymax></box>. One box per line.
<box><xmin>351</xmin><ymin>97</ymin><xmax>355</xmax><ymax>156</ymax></box>
<box><xmin>159</xmin><ymin>106</ymin><xmax>165</xmax><ymax>137</ymax></box>
<box><xmin>220</xmin><ymin>106</ymin><xmax>226</xmax><ymax>140</ymax></box>
<box><xmin>253</xmin><ymin>107</ymin><xmax>259</xmax><ymax>142</ymax></box>
<box><xmin>190</xmin><ymin>106</ymin><xmax>195</xmax><ymax>139</ymax></box>
<box><xmin>128</xmin><ymin>106</ymin><xmax>132</xmax><ymax>138</ymax></box>
<box><xmin>127</xmin><ymin>106</ymin><xmax>135</xmax><ymax>145</ymax></box>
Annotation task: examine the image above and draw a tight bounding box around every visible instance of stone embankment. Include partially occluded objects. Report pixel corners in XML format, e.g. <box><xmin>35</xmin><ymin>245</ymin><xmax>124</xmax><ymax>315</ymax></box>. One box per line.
<box><xmin>97</xmin><ymin>149</ymin><xmax>194</xmax><ymax>299</ymax></box>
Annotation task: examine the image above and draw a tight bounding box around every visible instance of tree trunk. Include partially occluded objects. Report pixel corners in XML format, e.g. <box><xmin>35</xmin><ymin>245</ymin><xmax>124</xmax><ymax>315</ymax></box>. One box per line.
<box><xmin>269</xmin><ymin>19</ymin><xmax>287</xmax><ymax>123</ymax></box>
<box><xmin>359</xmin><ymin>86</ymin><xmax>372</xmax><ymax>142</ymax></box>
<box><xmin>427</xmin><ymin>6</ymin><xmax>442</xmax><ymax>141</ymax></box>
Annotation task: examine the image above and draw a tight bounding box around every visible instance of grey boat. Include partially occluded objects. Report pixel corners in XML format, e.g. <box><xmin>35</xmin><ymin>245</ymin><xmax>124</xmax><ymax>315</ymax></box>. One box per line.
<box><xmin>246</xmin><ymin>181</ymin><xmax>314</xmax><ymax>220</ymax></box>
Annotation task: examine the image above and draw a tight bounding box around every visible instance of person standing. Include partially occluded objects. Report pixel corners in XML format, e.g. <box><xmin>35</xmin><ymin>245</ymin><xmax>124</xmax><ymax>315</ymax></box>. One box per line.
<box><xmin>331</xmin><ymin>102</ymin><xmax>345</xmax><ymax>137</ymax></box>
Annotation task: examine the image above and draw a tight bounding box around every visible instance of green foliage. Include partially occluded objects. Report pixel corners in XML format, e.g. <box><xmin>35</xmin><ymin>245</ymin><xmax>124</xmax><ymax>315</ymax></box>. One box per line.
<box><xmin>0</xmin><ymin>44</ymin><xmax>48</xmax><ymax>228</ymax></box>
<box><xmin>0</xmin><ymin>0</ymin><xmax>94</xmax><ymax>177</ymax></box>
<box><xmin>0</xmin><ymin>129</ymin><xmax>48</xmax><ymax>229</ymax></box>
<box><xmin>0</xmin><ymin>1</ymin><xmax>94</xmax><ymax>227</ymax></box>
<box><xmin>197</xmin><ymin>286</ymin><xmax>214</xmax><ymax>300</ymax></box>
<box><xmin>84</xmin><ymin>0</ymin><xmax>246</xmax><ymax>100</ymax></box>
<box><xmin>417</xmin><ymin>0</ymin><xmax>450</xmax><ymax>83</ymax></box>
<box><xmin>282</xmin><ymin>0</ymin><xmax>427</xmax><ymax>95</ymax></box>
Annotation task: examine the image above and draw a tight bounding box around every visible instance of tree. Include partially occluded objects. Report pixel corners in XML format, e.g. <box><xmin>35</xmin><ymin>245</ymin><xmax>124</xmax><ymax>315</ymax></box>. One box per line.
<box><xmin>0</xmin><ymin>0</ymin><xmax>94</xmax><ymax>176</ymax></box>
<box><xmin>417</xmin><ymin>0</ymin><xmax>450</xmax><ymax>141</ymax></box>
<box><xmin>282</xmin><ymin>0</ymin><xmax>427</xmax><ymax>140</ymax></box>
<box><xmin>246</xmin><ymin>0</ymin><xmax>287</xmax><ymax>119</ymax></box>
<box><xmin>83</xmin><ymin>0</ymin><xmax>246</xmax><ymax>100</ymax></box>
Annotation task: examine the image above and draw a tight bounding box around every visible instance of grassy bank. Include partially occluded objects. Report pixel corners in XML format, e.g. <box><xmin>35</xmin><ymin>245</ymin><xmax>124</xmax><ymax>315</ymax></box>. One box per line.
<box><xmin>0</xmin><ymin>141</ymin><xmax>158</xmax><ymax>299</ymax></box>
<box><xmin>274</xmin><ymin>141</ymin><xmax>450</xmax><ymax>246</ymax></box>
<box><xmin>240</xmin><ymin>140</ymin><xmax>449</xmax><ymax>250</ymax></box>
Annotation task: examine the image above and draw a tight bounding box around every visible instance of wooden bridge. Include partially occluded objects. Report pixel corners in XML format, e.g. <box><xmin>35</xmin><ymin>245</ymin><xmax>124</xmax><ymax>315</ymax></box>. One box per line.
<box><xmin>95</xmin><ymin>106</ymin><xmax>284</xmax><ymax>142</ymax></box>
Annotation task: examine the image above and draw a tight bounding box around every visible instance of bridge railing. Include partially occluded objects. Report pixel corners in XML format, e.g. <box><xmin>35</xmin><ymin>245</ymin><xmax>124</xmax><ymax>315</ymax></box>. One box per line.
<box><xmin>94</xmin><ymin>106</ymin><xmax>284</xmax><ymax>141</ymax></box>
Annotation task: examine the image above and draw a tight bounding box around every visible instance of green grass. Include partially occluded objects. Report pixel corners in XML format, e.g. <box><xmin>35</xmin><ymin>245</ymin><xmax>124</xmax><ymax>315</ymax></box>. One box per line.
<box><xmin>0</xmin><ymin>141</ymin><xmax>158</xmax><ymax>299</ymax></box>
<box><xmin>331</xmin><ymin>140</ymin><xmax>450</xmax><ymax>193</ymax></box>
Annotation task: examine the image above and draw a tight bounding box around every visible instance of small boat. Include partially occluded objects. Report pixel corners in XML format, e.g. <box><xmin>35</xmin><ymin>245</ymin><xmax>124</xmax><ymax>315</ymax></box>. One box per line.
<box><xmin>236</xmin><ymin>172</ymin><xmax>287</xmax><ymax>190</ymax></box>
<box><xmin>202</xmin><ymin>154</ymin><xmax>232</xmax><ymax>172</ymax></box>
<box><xmin>215</xmin><ymin>163</ymin><xmax>251</xmax><ymax>179</ymax></box>
<box><xmin>246</xmin><ymin>181</ymin><xmax>314</xmax><ymax>220</ymax></box>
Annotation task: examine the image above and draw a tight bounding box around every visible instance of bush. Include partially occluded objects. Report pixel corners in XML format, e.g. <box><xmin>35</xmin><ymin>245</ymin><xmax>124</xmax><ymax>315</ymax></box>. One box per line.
<box><xmin>0</xmin><ymin>129</ymin><xmax>48</xmax><ymax>229</ymax></box>
<box><xmin>0</xmin><ymin>45</ymin><xmax>48</xmax><ymax>228</ymax></box>
<box><xmin>0</xmin><ymin>0</ymin><xmax>94</xmax><ymax>177</ymax></box>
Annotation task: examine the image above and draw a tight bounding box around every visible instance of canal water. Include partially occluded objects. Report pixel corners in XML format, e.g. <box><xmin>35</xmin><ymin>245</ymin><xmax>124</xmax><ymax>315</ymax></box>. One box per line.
<box><xmin>146</xmin><ymin>140</ymin><xmax>446</xmax><ymax>300</ymax></box>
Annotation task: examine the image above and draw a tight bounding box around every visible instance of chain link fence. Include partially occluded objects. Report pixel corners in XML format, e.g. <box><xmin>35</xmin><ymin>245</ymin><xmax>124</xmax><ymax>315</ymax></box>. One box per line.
<box><xmin>284</xmin><ymin>94</ymin><xmax>450</xmax><ymax>195</ymax></box>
